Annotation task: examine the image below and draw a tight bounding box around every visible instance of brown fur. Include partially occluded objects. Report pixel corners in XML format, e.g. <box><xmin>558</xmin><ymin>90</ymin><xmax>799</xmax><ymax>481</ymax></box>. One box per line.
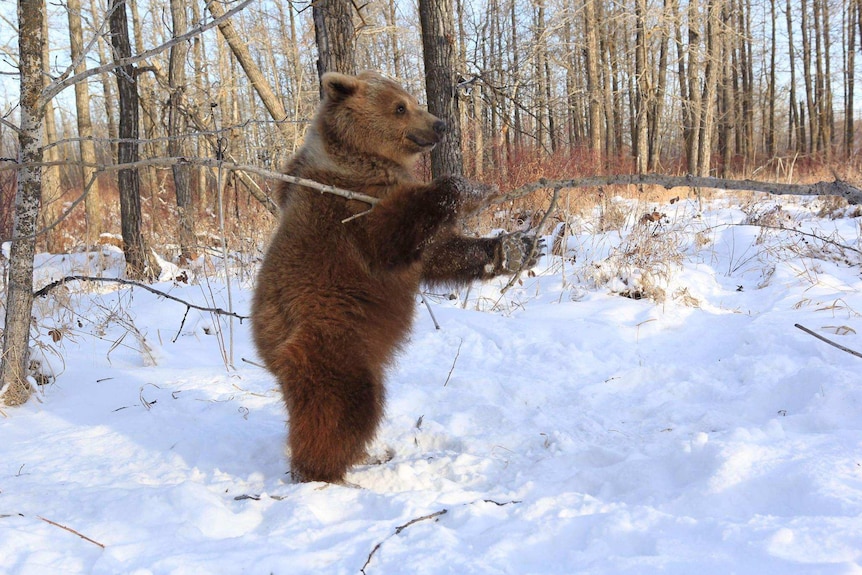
<box><xmin>251</xmin><ymin>71</ymin><xmax>538</xmax><ymax>483</ymax></box>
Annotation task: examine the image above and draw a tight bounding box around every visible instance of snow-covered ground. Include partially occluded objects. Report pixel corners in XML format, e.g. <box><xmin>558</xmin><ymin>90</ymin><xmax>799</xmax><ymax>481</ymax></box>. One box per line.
<box><xmin>1</xmin><ymin>194</ymin><xmax>861</xmax><ymax>574</ymax></box>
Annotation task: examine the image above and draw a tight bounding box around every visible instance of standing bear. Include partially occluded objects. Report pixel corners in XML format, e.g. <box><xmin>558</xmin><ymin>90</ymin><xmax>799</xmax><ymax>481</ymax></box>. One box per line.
<box><xmin>251</xmin><ymin>70</ymin><xmax>539</xmax><ymax>483</ymax></box>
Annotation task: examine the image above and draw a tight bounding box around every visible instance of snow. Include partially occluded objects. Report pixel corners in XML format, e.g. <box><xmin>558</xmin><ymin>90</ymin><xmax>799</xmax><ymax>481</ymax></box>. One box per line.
<box><xmin>2</xmin><ymin>195</ymin><xmax>861</xmax><ymax>574</ymax></box>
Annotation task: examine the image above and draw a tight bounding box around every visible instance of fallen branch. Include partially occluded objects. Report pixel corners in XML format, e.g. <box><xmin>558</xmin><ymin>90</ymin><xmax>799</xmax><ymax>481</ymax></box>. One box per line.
<box><xmin>794</xmin><ymin>324</ymin><xmax>862</xmax><ymax>359</ymax></box>
<box><xmin>360</xmin><ymin>509</ymin><xmax>448</xmax><ymax>574</ymax></box>
<box><xmin>494</xmin><ymin>173</ymin><xmax>862</xmax><ymax>206</ymax></box>
<box><xmin>37</xmin><ymin>515</ymin><xmax>105</xmax><ymax>549</ymax></box>
<box><xmin>33</xmin><ymin>275</ymin><xmax>248</xmax><ymax>320</ymax></box>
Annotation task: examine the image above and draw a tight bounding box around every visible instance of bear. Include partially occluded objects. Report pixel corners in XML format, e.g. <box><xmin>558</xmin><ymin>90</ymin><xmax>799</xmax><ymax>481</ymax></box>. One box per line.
<box><xmin>251</xmin><ymin>70</ymin><xmax>540</xmax><ymax>484</ymax></box>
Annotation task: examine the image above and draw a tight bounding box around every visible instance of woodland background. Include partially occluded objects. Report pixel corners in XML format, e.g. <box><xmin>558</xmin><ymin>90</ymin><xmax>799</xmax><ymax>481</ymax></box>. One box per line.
<box><xmin>2</xmin><ymin>0</ymin><xmax>861</xmax><ymax>249</ymax></box>
<box><xmin>1</xmin><ymin>0</ymin><xmax>861</xmax><ymax>400</ymax></box>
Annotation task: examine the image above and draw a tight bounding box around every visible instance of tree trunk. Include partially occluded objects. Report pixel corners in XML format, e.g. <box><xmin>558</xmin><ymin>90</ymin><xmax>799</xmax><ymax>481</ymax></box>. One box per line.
<box><xmin>40</xmin><ymin>3</ymin><xmax>62</xmax><ymax>253</ymax></box>
<box><xmin>583</xmin><ymin>0</ymin><xmax>603</xmax><ymax>161</ymax></box>
<box><xmin>697</xmin><ymin>0</ymin><xmax>721</xmax><ymax>176</ymax></box>
<box><xmin>419</xmin><ymin>0</ymin><xmax>464</xmax><ymax>177</ymax></box>
<box><xmin>128</xmin><ymin>0</ymin><xmax>160</xmax><ymax>203</ymax></box>
<box><xmin>846</xmin><ymin>0</ymin><xmax>857</xmax><ymax>158</ymax></box>
<box><xmin>67</xmin><ymin>0</ymin><xmax>103</xmax><ymax>247</ymax></box>
<box><xmin>634</xmin><ymin>0</ymin><xmax>649</xmax><ymax>172</ymax></box>
<box><xmin>786</xmin><ymin>0</ymin><xmax>803</xmax><ymax>151</ymax></box>
<box><xmin>312</xmin><ymin>0</ymin><xmax>356</xmax><ymax>87</ymax></box>
<box><xmin>1</xmin><ymin>0</ymin><xmax>45</xmax><ymax>405</ymax></box>
<box><xmin>800</xmin><ymin>0</ymin><xmax>817</xmax><ymax>153</ymax></box>
<box><xmin>110</xmin><ymin>0</ymin><xmax>159</xmax><ymax>281</ymax></box>
<box><xmin>649</xmin><ymin>0</ymin><xmax>671</xmax><ymax>170</ymax></box>
<box><xmin>816</xmin><ymin>0</ymin><xmax>833</xmax><ymax>161</ymax></box>
<box><xmin>89</xmin><ymin>0</ymin><xmax>118</xmax><ymax>161</ymax></box>
<box><xmin>766</xmin><ymin>0</ymin><xmax>777</xmax><ymax>157</ymax></box>
<box><xmin>168</xmin><ymin>0</ymin><xmax>195</xmax><ymax>261</ymax></box>
<box><xmin>685</xmin><ymin>0</ymin><xmax>703</xmax><ymax>173</ymax></box>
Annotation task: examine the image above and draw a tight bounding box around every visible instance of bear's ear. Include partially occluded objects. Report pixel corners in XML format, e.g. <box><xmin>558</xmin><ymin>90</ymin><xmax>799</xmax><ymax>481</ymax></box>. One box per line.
<box><xmin>321</xmin><ymin>72</ymin><xmax>360</xmax><ymax>102</ymax></box>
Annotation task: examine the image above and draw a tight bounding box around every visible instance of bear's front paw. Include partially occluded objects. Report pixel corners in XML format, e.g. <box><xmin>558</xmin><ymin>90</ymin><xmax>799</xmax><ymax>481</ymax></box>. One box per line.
<box><xmin>436</xmin><ymin>175</ymin><xmax>499</xmax><ymax>215</ymax></box>
<box><xmin>495</xmin><ymin>232</ymin><xmax>545</xmax><ymax>274</ymax></box>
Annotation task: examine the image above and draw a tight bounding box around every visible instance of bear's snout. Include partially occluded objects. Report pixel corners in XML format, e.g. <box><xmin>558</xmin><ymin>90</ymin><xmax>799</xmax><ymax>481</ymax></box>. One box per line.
<box><xmin>433</xmin><ymin>120</ymin><xmax>448</xmax><ymax>136</ymax></box>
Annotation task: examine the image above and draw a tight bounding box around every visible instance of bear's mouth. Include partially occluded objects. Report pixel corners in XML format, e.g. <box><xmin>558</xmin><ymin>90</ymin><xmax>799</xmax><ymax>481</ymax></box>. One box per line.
<box><xmin>407</xmin><ymin>134</ymin><xmax>439</xmax><ymax>149</ymax></box>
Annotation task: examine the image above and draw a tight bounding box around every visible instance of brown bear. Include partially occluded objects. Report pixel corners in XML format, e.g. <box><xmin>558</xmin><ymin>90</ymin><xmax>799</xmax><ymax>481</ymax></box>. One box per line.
<box><xmin>251</xmin><ymin>70</ymin><xmax>539</xmax><ymax>483</ymax></box>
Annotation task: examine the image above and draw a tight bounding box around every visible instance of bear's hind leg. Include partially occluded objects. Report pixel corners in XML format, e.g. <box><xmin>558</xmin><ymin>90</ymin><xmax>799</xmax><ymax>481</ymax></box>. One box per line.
<box><xmin>278</xmin><ymin>339</ymin><xmax>384</xmax><ymax>483</ymax></box>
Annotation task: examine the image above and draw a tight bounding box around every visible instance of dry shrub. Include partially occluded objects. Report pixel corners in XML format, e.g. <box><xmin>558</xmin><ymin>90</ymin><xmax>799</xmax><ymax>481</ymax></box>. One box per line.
<box><xmin>584</xmin><ymin>222</ymin><xmax>687</xmax><ymax>303</ymax></box>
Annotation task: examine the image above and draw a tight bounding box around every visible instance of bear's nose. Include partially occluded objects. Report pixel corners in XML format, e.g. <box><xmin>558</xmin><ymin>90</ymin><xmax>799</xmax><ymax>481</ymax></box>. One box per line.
<box><xmin>433</xmin><ymin>120</ymin><xmax>448</xmax><ymax>136</ymax></box>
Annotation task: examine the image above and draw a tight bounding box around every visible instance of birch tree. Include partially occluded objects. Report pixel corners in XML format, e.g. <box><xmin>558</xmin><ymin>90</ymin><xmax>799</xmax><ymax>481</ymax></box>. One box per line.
<box><xmin>0</xmin><ymin>0</ymin><xmax>45</xmax><ymax>405</ymax></box>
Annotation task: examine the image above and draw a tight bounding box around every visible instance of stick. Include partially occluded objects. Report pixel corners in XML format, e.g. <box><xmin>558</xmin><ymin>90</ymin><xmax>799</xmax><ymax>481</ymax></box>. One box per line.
<box><xmin>33</xmin><ymin>275</ymin><xmax>248</xmax><ymax>320</ymax></box>
<box><xmin>443</xmin><ymin>339</ymin><xmax>462</xmax><ymax>387</ymax></box>
<box><xmin>794</xmin><ymin>324</ymin><xmax>862</xmax><ymax>359</ymax></box>
<box><xmin>419</xmin><ymin>293</ymin><xmax>441</xmax><ymax>331</ymax></box>
<box><xmin>500</xmin><ymin>186</ymin><xmax>561</xmax><ymax>294</ymax></box>
<box><xmin>360</xmin><ymin>509</ymin><xmax>448</xmax><ymax>574</ymax></box>
<box><xmin>37</xmin><ymin>515</ymin><xmax>105</xmax><ymax>549</ymax></box>
<box><xmin>494</xmin><ymin>173</ymin><xmax>862</xmax><ymax>206</ymax></box>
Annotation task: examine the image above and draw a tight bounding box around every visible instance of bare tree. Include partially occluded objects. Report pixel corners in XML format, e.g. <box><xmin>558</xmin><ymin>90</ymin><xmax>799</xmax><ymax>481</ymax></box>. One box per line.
<box><xmin>1</xmin><ymin>0</ymin><xmax>45</xmax><ymax>405</ymax></box>
<box><xmin>168</xmin><ymin>0</ymin><xmax>195</xmax><ymax>260</ymax></box>
<box><xmin>67</xmin><ymin>0</ymin><xmax>104</xmax><ymax>246</ymax></box>
<box><xmin>583</xmin><ymin>0</ymin><xmax>603</xmax><ymax>161</ymax></box>
<box><xmin>633</xmin><ymin>0</ymin><xmax>649</xmax><ymax>173</ymax></box>
<box><xmin>109</xmin><ymin>0</ymin><xmax>159</xmax><ymax>280</ymax></box>
<box><xmin>846</xmin><ymin>0</ymin><xmax>858</xmax><ymax>158</ymax></box>
<box><xmin>40</xmin><ymin>3</ymin><xmax>62</xmax><ymax>253</ymax></box>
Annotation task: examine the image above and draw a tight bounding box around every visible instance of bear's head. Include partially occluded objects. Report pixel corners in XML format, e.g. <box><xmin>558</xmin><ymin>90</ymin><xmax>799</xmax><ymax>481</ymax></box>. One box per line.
<box><xmin>315</xmin><ymin>71</ymin><xmax>447</xmax><ymax>169</ymax></box>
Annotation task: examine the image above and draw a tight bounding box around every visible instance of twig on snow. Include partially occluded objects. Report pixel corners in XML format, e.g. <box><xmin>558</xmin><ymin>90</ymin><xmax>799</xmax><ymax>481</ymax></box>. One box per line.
<box><xmin>443</xmin><ymin>339</ymin><xmax>463</xmax><ymax>387</ymax></box>
<box><xmin>795</xmin><ymin>324</ymin><xmax>862</xmax><ymax>359</ymax></box>
<box><xmin>37</xmin><ymin>515</ymin><xmax>105</xmax><ymax>549</ymax></box>
<box><xmin>360</xmin><ymin>509</ymin><xmax>448</xmax><ymax>574</ymax></box>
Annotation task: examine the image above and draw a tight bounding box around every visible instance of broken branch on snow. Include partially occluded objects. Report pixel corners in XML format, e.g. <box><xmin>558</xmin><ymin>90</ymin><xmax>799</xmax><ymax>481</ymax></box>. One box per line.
<box><xmin>794</xmin><ymin>324</ymin><xmax>862</xmax><ymax>359</ymax></box>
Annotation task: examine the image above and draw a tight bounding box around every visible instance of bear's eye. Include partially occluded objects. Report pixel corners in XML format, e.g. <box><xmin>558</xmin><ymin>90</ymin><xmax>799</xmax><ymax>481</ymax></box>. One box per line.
<box><xmin>395</xmin><ymin>104</ymin><xmax>406</xmax><ymax>115</ymax></box>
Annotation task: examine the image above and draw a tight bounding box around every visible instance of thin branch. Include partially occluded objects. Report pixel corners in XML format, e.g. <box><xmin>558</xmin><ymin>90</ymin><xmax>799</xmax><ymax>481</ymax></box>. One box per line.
<box><xmin>37</xmin><ymin>515</ymin><xmax>105</xmax><ymax>549</ymax></box>
<box><xmin>726</xmin><ymin>223</ymin><xmax>862</xmax><ymax>256</ymax></box>
<box><xmin>495</xmin><ymin>174</ymin><xmax>862</xmax><ymax>206</ymax></box>
<box><xmin>419</xmin><ymin>292</ymin><xmax>441</xmax><ymax>330</ymax></box>
<box><xmin>361</xmin><ymin>509</ymin><xmax>448</xmax><ymax>574</ymax></box>
<box><xmin>794</xmin><ymin>324</ymin><xmax>862</xmax><ymax>359</ymax></box>
<box><xmin>0</xmin><ymin>115</ymin><xmax>22</xmax><ymax>135</ymax></box>
<box><xmin>41</xmin><ymin>0</ymin><xmax>255</xmax><ymax>103</ymax></box>
<box><xmin>33</xmin><ymin>275</ymin><xmax>248</xmax><ymax>320</ymax></box>
<box><xmin>0</xmin><ymin>158</ymin><xmax>377</xmax><ymax>243</ymax></box>
<box><xmin>500</xmin><ymin>186</ymin><xmax>560</xmax><ymax>294</ymax></box>
<box><xmin>442</xmin><ymin>339</ymin><xmax>462</xmax><ymax>386</ymax></box>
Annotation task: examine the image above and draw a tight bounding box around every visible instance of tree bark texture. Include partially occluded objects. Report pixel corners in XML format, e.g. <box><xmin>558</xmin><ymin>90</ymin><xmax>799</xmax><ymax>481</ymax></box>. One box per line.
<box><xmin>312</xmin><ymin>0</ymin><xmax>356</xmax><ymax>90</ymax></box>
<box><xmin>1</xmin><ymin>0</ymin><xmax>44</xmax><ymax>405</ymax></box>
<box><xmin>419</xmin><ymin>0</ymin><xmax>464</xmax><ymax>177</ymax></box>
